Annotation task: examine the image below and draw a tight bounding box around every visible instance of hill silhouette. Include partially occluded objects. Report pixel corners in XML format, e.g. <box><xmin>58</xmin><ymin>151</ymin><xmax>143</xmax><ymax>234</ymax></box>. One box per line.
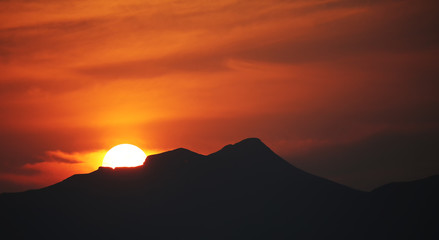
<box><xmin>0</xmin><ymin>138</ymin><xmax>437</xmax><ymax>239</ymax></box>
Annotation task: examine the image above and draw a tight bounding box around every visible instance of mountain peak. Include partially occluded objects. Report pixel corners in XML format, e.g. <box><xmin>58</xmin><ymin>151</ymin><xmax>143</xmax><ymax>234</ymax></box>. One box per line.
<box><xmin>146</xmin><ymin>148</ymin><xmax>203</xmax><ymax>161</ymax></box>
<box><xmin>144</xmin><ymin>148</ymin><xmax>205</xmax><ymax>171</ymax></box>
<box><xmin>209</xmin><ymin>137</ymin><xmax>273</xmax><ymax>158</ymax></box>
<box><xmin>234</xmin><ymin>137</ymin><xmax>266</xmax><ymax>148</ymax></box>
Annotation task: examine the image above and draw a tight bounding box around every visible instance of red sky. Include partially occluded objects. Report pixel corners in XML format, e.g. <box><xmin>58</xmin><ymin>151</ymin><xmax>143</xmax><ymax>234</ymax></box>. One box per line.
<box><xmin>1</xmin><ymin>0</ymin><xmax>438</xmax><ymax>192</ymax></box>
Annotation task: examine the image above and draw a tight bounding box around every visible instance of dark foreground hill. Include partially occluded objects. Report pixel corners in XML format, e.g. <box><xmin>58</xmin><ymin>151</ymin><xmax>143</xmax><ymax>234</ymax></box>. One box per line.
<box><xmin>0</xmin><ymin>138</ymin><xmax>438</xmax><ymax>239</ymax></box>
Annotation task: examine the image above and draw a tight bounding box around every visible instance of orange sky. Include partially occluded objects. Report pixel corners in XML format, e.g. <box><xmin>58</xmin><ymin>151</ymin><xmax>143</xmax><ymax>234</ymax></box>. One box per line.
<box><xmin>1</xmin><ymin>0</ymin><xmax>438</xmax><ymax>192</ymax></box>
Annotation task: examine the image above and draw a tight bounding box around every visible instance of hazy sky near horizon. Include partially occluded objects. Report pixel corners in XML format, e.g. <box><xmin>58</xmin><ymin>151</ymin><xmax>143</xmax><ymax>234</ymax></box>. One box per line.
<box><xmin>1</xmin><ymin>0</ymin><xmax>438</xmax><ymax>192</ymax></box>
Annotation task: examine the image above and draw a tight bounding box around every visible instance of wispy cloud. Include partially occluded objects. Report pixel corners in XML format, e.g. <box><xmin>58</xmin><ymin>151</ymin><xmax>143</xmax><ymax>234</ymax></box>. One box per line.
<box><xmin>40</xmin><ymin>149</ymin><xmax>104</xmax><ymax>163</ymax></box>
<box><xmin>0</xmin><ymin>149</ymin><xmax>106</xmax><ymax>192</ymax></box>
<box><xmin>0</xmin><ymin>0</ymin><xmax>438</xmax><ymax>192</ymax></box>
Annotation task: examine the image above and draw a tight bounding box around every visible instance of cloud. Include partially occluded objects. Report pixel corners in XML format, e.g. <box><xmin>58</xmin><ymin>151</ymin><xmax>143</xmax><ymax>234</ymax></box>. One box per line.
<box><xmin>40</xmin><ymin>150</ymin><xmax>88</xmax><ymax>163</ymax></box>
<box><xmin>0</xmin><ymin>0</ymin><xmax>438</xmax><ymax>194</ymax></box>
<box><xmin>0</xmin><ymin>149</ymin><xmax>106</xmax><ymax>193</ymax></box>
<box><xmin>78</xmin><ymin>51</ymin><xmax>230</xmax><ymax>79</ymax></box>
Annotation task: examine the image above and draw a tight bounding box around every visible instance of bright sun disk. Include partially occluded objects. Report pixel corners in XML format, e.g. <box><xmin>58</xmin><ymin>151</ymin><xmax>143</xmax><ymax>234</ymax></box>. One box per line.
<box><xmin>102</xmin><ymin>144</ymin><xmax>146</xmax><ymax>169</ymax></box>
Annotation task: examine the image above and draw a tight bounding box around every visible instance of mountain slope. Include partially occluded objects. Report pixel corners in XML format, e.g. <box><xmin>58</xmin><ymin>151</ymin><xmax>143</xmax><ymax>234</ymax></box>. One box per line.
<box><xmin>0</xmin><ymin>138</ymin><xmax>437</xmax><ymax>239</ymax></box>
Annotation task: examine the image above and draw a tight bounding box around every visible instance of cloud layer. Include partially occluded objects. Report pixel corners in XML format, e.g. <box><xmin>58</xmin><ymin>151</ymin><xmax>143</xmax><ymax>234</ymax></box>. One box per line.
<box><xmin>0</xmin><ymin>0</ymin><xmax>438</xmax><ymax>192</ymax></box>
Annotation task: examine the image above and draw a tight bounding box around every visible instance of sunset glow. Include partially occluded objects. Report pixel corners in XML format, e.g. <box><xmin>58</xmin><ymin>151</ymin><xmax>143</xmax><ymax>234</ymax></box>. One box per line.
<box><xmin>0</xmin><ymin>0</ymin><xmax>438</xmax><ymax>193</ymax></box>
<box><xmin>102</xmin><ymin>144</ymin><xmax>147</xmax><ymax>169</ymax></box>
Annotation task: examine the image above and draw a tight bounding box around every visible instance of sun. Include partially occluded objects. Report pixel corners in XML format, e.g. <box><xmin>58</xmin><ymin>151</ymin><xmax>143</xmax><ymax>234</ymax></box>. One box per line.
<box><xmin>102</xmin><ymin>144</ymin><xmax>147</xmax><ymax>169</ymax></box>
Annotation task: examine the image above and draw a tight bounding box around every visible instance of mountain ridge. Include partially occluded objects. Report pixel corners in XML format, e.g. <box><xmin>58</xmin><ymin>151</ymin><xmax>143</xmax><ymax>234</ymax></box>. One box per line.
<box><xmin>0</xmin><ymin>138</ymin><xmax>437</xmax><ymax>239</ymax></box>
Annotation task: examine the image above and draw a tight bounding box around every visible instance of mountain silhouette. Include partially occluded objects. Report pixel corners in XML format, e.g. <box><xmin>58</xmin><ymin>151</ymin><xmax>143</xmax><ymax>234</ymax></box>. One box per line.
<box><xmin>0</xmin><ymin>138</ymin><xmax>437</xmax><ymax>239</ymax></box>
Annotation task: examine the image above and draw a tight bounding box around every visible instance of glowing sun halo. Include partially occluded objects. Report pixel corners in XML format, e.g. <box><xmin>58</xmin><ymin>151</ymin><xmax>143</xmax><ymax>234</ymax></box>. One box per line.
<box><xmin>102</xmin><ymin>144</ymin><xmax>147</xmax><ymax>169</ymax></box>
